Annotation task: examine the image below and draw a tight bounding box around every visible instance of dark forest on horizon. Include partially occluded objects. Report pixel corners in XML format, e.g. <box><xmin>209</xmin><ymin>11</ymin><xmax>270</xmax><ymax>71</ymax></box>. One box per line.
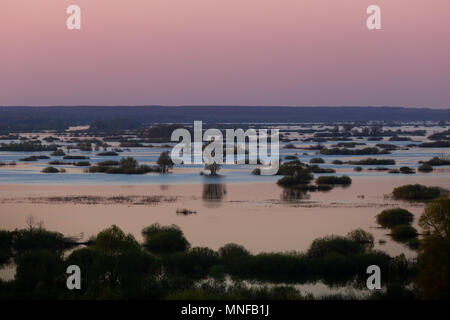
<box><xmin>1</xmin><ymin>106</ymin><xmax>449</xmax><ymax>132</ymax></box>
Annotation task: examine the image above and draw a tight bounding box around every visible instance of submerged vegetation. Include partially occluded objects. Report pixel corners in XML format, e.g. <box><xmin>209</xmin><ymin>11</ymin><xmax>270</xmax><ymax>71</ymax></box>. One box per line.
<box><xmin>320</xmin><ymin>147</ymin><xmax>388</xmax><ymax>155</ymax></box>
<box><xmin>347</xmin><ymin>158</ymin><xmax>395</xmax><ymax>166</ymax></box>
<box><xmin>4</xmin><ymin>200</ymin><xmax>447</xmax><ymax>301</ymax></box>
<box><xmin>0</xmin><ymin>121</ymin><xmax>449</xmax><ymax>300</ymax></box>
<box><xmin>392</xmin><ymin>184</ymin><xmax>445</xmax><ymax>201</ymax></box>
<box><xmin>423</xmin><ymin>156</ymin><xmax>450</xmax><ymax>166</ymax></box>
<box><xmin>277</xmin><ymin>170</ymin><xmax>314</xmax><ymax>187</ymax></box>
<box><xmin>0</xmin><ymin>220</ymin><xmax>423</xmax><ymax>300</ymax></box>
<box><xmin>315</xmin><ymin>175</ymin><xmax>352</xmax><ymax>185</ymax></box>
<box><xmin>89</xmin><ymin>156</ymin><xmax>161</xmax><ymax>174</ymax></box>
<box><xmin>376</xmin><ymin>208</ymin><xmax>414</xmax><ymax>228</ymax></box>
<box><xmin>41</xmin><ymin>167</ymin><xmax>63</xmax><ymax>173</ymax></box>
<box><xmin>20</xmin><ymin>155</ymin><xmax>50</xmax><ymax>162</ymax></box>
<box><xmin>0</xmin><ymin>141</ymin><xmax>58</xmax><ymax>152</ymax></box>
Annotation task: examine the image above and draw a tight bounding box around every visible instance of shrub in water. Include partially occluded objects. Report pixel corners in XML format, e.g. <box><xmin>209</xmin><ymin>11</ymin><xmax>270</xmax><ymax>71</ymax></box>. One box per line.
<box><xmin>277</xmin><ymin>169</ymin><xmax>314</xmax><ymax>186</ymax></box>
<box><xmin>376</xmin><ymin>208</ymin><xmax>414</xmax><ymax>228</ymax></box>
<box><xmin>418</xmin><ymin>164</ymin><xmax>433</xmax><ymax>172</ymax></box>
<box><xmin>392</xmin><ymin>184</ymin><xmax>442</xmax><ymax>201</ymax></box>
<box><xmin>41</xmin><ymin>167</ymin><xmax>59</xmax><ymax>173</ymax></box>
<box><xmin>315</xmin><ymin>175</ymin><xmax>352</xmax><ymax>185</ymax></box>
<box><xmin>390</xmin><ymin>225</ymin><xmax>418</xmax><ymax>240</ymax></box>
<box><xmin>309</xmin><ymin>157</ymin><xmax>325</xmax><ymax>164</ymax></box>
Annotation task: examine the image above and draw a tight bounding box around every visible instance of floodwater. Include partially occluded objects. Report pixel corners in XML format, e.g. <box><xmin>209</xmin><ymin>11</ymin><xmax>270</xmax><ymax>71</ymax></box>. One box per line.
<box><xmin>0</xmin><ymin>175</ymin><xmax>447</xmax><ymax>257</ymax></box>
<box><xmin>0</xmin><ymin>126</ymin><xmax>449</xmax><ymax>295</ymax></box>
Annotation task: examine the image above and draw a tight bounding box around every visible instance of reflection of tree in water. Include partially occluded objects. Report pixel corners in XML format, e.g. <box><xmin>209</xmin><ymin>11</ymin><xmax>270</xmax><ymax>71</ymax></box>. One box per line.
<box><xmin>202</xmin><ymin>184</ymin><xmax>227</xmax><ymax>205</ymax></box>
<box><xmin>280</xmin><ymin>187</ymin><xmax>310</xmax><ymax>203</ymax></box>
<box><xmin>159</xmin><ymin>184</ymin><xmax>170</xmax><ymax>191</ymax></box>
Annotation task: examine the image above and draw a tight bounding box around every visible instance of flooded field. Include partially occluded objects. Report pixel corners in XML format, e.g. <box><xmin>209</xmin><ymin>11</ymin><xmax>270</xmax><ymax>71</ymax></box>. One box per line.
<box><xmin>0</xmin><ymin>124</ymin><xmax>449</xmax><ymax>297</ymax></box>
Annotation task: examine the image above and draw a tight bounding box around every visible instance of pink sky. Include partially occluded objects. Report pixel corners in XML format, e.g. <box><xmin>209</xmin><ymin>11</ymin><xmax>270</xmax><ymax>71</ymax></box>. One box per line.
<box><xmin>1</xmin><ymin>0</ymin><xmax>449</xmax><ymax>108</ymax></box>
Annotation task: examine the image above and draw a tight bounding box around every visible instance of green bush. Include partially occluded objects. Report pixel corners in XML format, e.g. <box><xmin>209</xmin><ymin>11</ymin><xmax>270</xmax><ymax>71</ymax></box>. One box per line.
<box><xmin>425</xmin><ymin>156</ymin><xmax>450</xmax><ymax>166</ymax></box>
<box><xmin>218</xmin><ymin>243</ymin><xmax>250</xmax><ymax>261</ymax></box>
<box><xmin>315</xmin><ymin>175</ymin><xmax>352</xmax><ymax>185</ymax></box>
<box><xmin>399</xmin><ymin>166</ymin><xmax>415</xmax><ymax>174</ymax></box>
<box><xmin>309</xmin><ymin>157</ymin><xmax>325</xmax><ymax>164</ymax></box>
<box><xmin>419</xmin><ymin>197</ymin><xmax>450</xmax><ymax>238</ymax></box>
<box><xmin>392</xmin><ymin>184</ymin><xmax>443</xmax><ymax>201</ymax></box>
<box><xmin>63</xmin><ymin>155</ymin><xmax>89</xmax><ymax>160</ymax></box>
<box><xmin>94</xmin><ymin>225</ymin><xmax>141</xmax><ymax>256</ymax></box>
<box><xmin>50</xmin><ymin>149</ymin><xmax>66</xmax><ymax>156</ymax></box>
<box><xmin>310</xmin><ymin>166</ymin><xmax>335</xmax><ymax>174</ymax></box>
<box><xmin>277</xmin><ymin>170</ymin><xmax>314</xmax><ymax>186</ymax></box>
<box><xmin>320</xmin><ymin>147</ymin><xmax>387</xmax><ymax>155</ymax></box>
<box><xmin>307</xmin><ymin>235</ymin><xmax>363</xmax><ymax>258</ymax></box>
<box><xmin>142</xmin><ymin>224</ymin><xmax>190</xmax><ymax>255</ymax></box>
<box><xmin>73</xmin><ymin>161</ymin><xmax>90</xmax><ymax>167</ymax></box>
<box><xmin>68</xmin><ymin>229</ymin><xmax>157</xmax><ymax>294</ymax></box>
<box><xmin>0</xmin><ymin>230</ymin><xmax>13</xmax><ymax>265</ymax></box>
<box><xmin>163</xmin><ymin>247</ymin><xmax>219</xmax><ymax>278</ymax></box>
<box><xmin>97</xmin><ymin>160</ymin><xmax>119</xmax><ymax>166</ymax></box>
<box><xmin>41</xmin><ymin>166</ymin><xmax>60</xmax><ymax>173</ymax></box>
<box><xmin>11</xmin><ymin>228</ymin><xmax>74</xmax><ymax>257</ymax></box>
<box><xmin>390</xmin><ymin>225</ymin><xmax>418</xmax><ymax>240</ymax></box>
<box><xmin>347</xmin><ymin>229</ymin><xmax>374</xmax><ymax>251</ymax></box>
<box><xmin>418</xmin><ymin>164</ymin><xmax>433</xmax><ymax>172</ymax></box>
<box><xmin>276</xmin><ymin>160</ymin><xmax>305</xmax><ymax>176</ymax></box>
<box><xmin>15</xmin><ymin>249</ymin><xmax>65</xmax><ymax>290</ymax></box>
<box><xmin>96</xmin><ymin>151</ymin><xmax>119</xmax><ymax>156</ymax></box>
<box><xmin>20</xmin><ymin>155</ymin><xmax>50</xmax><ymax>162</ymax></box>
<box><xmin>88</xmin><ymin>157</ymin><xmax>160</xmax><ymax>174</ymax></box>
<box><xmin>376</xmin><ymin>208</ymin><xmax>414</xmax><ymax>228</ymax></box>
<box><xmin>348</xmin><ymin>158</ymin><xmax>395</xmax><ymax>165</ymax></box>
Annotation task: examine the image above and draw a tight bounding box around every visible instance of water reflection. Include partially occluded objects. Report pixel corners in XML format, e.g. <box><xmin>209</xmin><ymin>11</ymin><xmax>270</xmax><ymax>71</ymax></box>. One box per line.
<box><xmin>389</xmin><ymin>233</ymin><xmax>419</xmax><ymax>250</ymax></box>
<box><xmin>202</xmin><ymin>183</ymin><xmax>227</xmax><ymax>207</ymax></box>
<box><xmin>159</xmin><ymin>184</ymin><xmax>170</xmax><ymax>191</ymax></box>
<box><xmin>280</xmin><ymin>187</ymin><xmax>310</xmax><ymax>203</ymax></box>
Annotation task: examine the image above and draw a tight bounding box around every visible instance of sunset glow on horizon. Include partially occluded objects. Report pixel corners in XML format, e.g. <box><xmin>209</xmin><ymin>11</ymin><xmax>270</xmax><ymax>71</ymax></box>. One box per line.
<box><xmin>1</xmin><ymin>0</ymin><xmax>449</xmax><ymax>108</ymax></box>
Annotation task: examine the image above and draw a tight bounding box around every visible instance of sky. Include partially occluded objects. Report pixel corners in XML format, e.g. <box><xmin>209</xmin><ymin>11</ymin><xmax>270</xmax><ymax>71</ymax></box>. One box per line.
<box><xmin>1</xmin><ymin>0</ymin><xmax>449</xmax><ymax>108</ymax></box>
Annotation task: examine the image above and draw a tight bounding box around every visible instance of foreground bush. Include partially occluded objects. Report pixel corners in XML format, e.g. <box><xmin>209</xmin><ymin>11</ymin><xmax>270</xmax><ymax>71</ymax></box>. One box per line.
<box><xmin>0</xmin><ymin>230</ymin><xmax>13</xmax><ymax>265</ymax></box>
<box><xmin>0</xmin><ymin>223</ymin><xmax>420</xmax><ymax>299</ymax></box>
<box><xmin>142</xmin><ymin>224</ymin><xmax>190</xmax><ymax>255</ymax></box>
<box><xmin>166</xmin><ymin>280</ymin><xmax>308</xmax><ymax>300</ymax></box>
<box><xmin>218</xmin><ymin>243</ymin><xmax>250</xmax><ymax>263</ymax></box>
<box><xmin>69</xmin><ymin>225</ymin><xmax>157</xmax><ymax>294</ymax></box>
<box><xmin>163</xmin><ymin>247</ymin><xmax>219</xmax><ymax>278</ymax></box>
<box><xmin>15</xmin><ymin>249</ymin><xmax>65</xmax><ymax>290</ymax></box>
<box><xmin>307</xmin><ymin>235</ymin><xmax>364</xmax><ymax>258</ymax></box>
<box><xmin>415</xmin><ymin>197</ymin><xmax>450</xmax><ymax>299</ymax></box>
<box><xmin>419</xmin><ymin>196</ymin><xmax>450</xmax><ymax>238</ymax></box>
